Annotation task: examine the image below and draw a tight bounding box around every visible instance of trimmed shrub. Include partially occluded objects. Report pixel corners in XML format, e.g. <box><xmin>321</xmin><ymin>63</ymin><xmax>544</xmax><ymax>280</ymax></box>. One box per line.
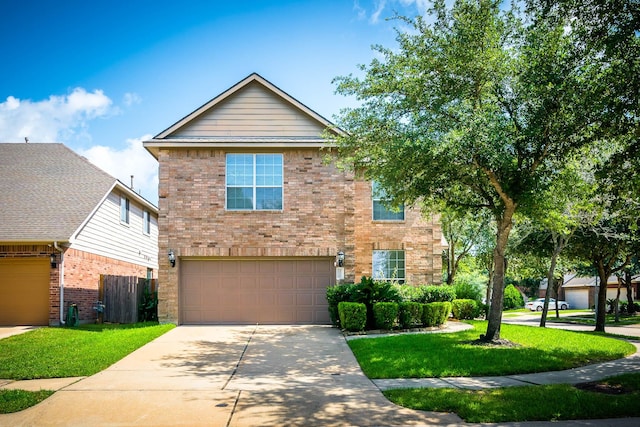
<box><xmin>352</xmin><ymin>277</ymin><xmax>401</xmax><ymax>329</ymax></box>
<box><xmin>420</xmin><ymin>285</ymin><xmax>456</xmax><ymax>303</ymax></box>
<box><xmin>451</xmin><ymin>299</ymin><xmax>478</xmax><ymax>320</ymax></box>
<box><xmin>503</xmin><ymin>284</ymin><xmax>525</xmax><ymax>310</ymax></box>
<box><xmin>373</xmin><ymin>302</ymin><xmax>399</xmax><ymax>330</ymax></box>
<box><xmin>398</xmin><ymin>301</ymin><xmax>423</xmax><ymax>328</ymax></box>
<box><xmin>338</xmin><ymin>302</ymin><xmax>367</xmax><ymax>332</ymax></box>
<box><xmin>326</xmin><ymin>284</ymin><xmax>357</xmax><ymax>326</ymax></box>
<box><xmin>422</xmin><ymin>302</ymin><xmax>451</xmax><ymax>327</ymax></box>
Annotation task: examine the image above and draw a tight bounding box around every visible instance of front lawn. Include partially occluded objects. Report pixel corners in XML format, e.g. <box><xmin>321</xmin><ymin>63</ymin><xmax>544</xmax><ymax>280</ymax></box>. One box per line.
<box><xmin>0</xmin><ymin>322</ymin><xmax>175</xmax><ymax>380</ymax></box>
<box><xmin>347</xmin><ymin>321</ymin><xmax>635</xmax><ymax>378</ymax></box>
<box><xmin>384</xmin><ymin>373</ymin><xmax>640</xmax><ymax>423</ymax></box>
<box><xmin>0</xmin><ymin>390</ymin><xmax>54</xmax><ymax>414</ymax></box>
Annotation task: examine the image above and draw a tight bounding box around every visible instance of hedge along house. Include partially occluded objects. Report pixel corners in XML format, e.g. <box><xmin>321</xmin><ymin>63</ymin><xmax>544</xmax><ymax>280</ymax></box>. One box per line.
<box><xmin>0</xmin><ymin>143</ymin><xmax>159</xmax><ymax>326</ymax></box>
<box><xmin>144</xmin><ymin>73</ymin><xmax>444</xmax><ymax>325</ymax></box>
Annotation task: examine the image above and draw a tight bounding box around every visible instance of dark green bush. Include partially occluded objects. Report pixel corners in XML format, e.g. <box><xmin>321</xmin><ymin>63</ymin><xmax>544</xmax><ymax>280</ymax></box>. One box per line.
<box><xmin>419</xmin><ymin>285</ymin><xmax>456</xmax><ymax>303</ymax></box>
<box><xmin>422</xmin><ymin>302</ymin><xmax>451</xmax><ymax>327</ymax></box>
<box><xmin>326</xmin><ymin>284</ymin><xmax>357</xmax><ymax>326</ymax></box>
<box><xmin>373</xmin><ymin>302</ymin><xmax>399</xmax><ymax>330</ymax></box>
<box><xmin>453</xmin><ymin>280</ymin><xmax>482</xmax><ymax>302</ymax></box>
<box><xmin>451</xmin><ymin>299</ymin><xmax>478</xmax><ymax>320</ymax></box>
<box><xmin>338</xmin><ymin>302</ymin><xmax>367</xmax><ymax>332</ymax></box>
<box><xmin>398</xmin><ymin>301</ymin><xmax>423</xmax><ymax>328</ymax></box>
<box><xmin>352</xmin><ymin>277</ymin><xmax>401</xmax><ymax>328</ymax></box>
<box><xmin>503</xmin><ymin>284</ymin><xmax>524</xmax><ymax>310</ymax></box>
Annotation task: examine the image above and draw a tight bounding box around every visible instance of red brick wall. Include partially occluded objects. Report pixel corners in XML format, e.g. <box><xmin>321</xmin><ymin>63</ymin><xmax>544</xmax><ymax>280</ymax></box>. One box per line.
<box><xmin>62</xmin><ymin>248</ymin><xmax>152</xmax><ymax>323</ymax></box>
<box><xmin>156</xmin><ymin>148</ymin><xmax>444</xmax><ymax>323</ymax></box>
<box><xmin>353</xmin><ymin>181</ymin><xmax>443</xmax><ymax>284</ymax></box>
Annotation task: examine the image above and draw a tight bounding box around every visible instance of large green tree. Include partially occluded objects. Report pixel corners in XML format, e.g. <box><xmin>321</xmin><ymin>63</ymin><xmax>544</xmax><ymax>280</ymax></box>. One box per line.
<box><xmin>330</xmin><ymin>0</ymin><xmax>637</xmax><ymax>341</ymax></box>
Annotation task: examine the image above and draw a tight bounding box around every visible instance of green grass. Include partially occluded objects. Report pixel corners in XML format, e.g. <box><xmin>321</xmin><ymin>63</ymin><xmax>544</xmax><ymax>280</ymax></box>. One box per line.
<box><xmin>0</xmin><ymin>322</ymin><xmax>175</xmax><ymax>380</ymax></box>
<box><xmin>0</xmin><ymin>390</ymin><xmax>54</xmax><ymax>414</ymax></box>
<box><xmin>384</xmin><ymin>373</ymin><xmax>640</xmax><ymax>423</ymax></box>
<box><xmin>347</xmin><ymin>321</ymin><xmax>635</xmax><ymax>378</ymax></box>
<box><xmin>548</xmin><ymin>313</ymin><xmax>640</xmax><ymax>326</ymax></box>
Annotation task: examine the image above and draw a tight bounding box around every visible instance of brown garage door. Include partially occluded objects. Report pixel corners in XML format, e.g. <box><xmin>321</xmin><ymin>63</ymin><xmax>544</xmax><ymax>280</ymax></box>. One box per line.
<box><xmin>0</xmin><ymin>258</ymin><xmax>50</xmax><ymax>325</ymax></box>
<box><xmin>180</xmin><ymin>258</ymin><xmax>335</xmax><ymax>324</ymax></box>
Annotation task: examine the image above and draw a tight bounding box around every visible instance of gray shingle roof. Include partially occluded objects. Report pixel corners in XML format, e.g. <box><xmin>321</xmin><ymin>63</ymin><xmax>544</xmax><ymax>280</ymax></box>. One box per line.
<box><xmin>0</xmin><ymin>143</ymin><xmax>117</xmax><ymax>242</ymax></box>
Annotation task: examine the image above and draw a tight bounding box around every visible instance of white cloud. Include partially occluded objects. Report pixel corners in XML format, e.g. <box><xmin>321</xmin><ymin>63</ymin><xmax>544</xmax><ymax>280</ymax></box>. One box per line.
<box><xmin>123</xmin><ymin>92</ymin><xmax>142</xmax><ymax>107</ymax></box>
<box><xmin>78</xmin><ymin>135</ymin><xmax>159</xmax><ymax>205</ymax></box>
<box><xmin>371</xmin><ymin>0</ymin><xmax>387</xmax><ymax>23</ymax></box>
<box><xmin>0</xmin><ymin>88</ymin><xmax>113</xmax><ymax>142</ymax></box>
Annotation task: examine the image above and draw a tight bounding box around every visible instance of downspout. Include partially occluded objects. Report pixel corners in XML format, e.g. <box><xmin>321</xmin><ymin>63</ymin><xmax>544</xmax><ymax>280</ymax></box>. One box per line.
<box><xmin>54</xmin><ymin>242</ymin><xmax>65</xmax><ymax>325</ymax></box>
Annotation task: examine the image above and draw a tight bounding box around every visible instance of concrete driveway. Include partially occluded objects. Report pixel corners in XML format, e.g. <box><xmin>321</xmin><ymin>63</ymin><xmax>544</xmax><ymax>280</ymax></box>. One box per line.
<box><xmin>1</xmin><ymin>325</ymin><xmax>462</xmax><ymax>426</ymax></box>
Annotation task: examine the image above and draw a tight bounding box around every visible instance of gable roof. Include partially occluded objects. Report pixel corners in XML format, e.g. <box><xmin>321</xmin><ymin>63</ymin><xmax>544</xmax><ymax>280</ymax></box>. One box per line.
<box><xmin>144</xmin><ymin>73</ymin><xmax>344</xmax><ymax>158</ymax></box>
<box><xmin>0</xmin><ymin>143</ymin><xmax>157</xmax><ymax>243</ymax></box>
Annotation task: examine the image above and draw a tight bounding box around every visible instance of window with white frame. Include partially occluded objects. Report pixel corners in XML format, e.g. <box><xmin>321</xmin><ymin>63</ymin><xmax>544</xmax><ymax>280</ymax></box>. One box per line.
<box><xmin>372</xmin><ymin>250</ymin><xmax>405</xmax><ymax>283</ymax></box>
<box><xmin>226</xmin><ymin>154</ymin><xmax>283</xmax><ymax>210</ymax></box>
<box><xmin>372</xmin><ymin>181</ymin><xmax>404</xmax><ymax>221</ymax></box>
<box><xmin>120</xmin><ymin>196</ymin><xmax>130</xmax><ymax>224</ymax></box>
<box><xmin>143</xmin><ymin>210</ymin><xmax>151</xmax><ymax>235</ymax></box>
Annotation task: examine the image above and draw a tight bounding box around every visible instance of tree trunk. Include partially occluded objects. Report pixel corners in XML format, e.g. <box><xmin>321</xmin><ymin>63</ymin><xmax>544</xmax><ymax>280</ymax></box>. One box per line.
<box><xmin>614</xmin><ymin>277</ymin><xmax>621</xmax><ymax>323</ymax></box>
<box><xmin>540</xmin><ymin>242</ymin><xmax>562</xmax><ymax>328</ymax></box>
<box><xmin>595</xmin><ymin>261</ymin><xmax>608</xmax><ymax>333</ymax></box>
<box><xmin>625</xmin><ymin>269</ymin><xmax>635</xmax><ymax>314</ymax></box>
<box><xmin>447</xmin><ymin>244</ymin><xmax>455</xmax><ymax>285</ymax></box>
<box><xmin>483</xmin><ymin>206</ymin><xmax>515</xmax><ymax>342</ymax></box>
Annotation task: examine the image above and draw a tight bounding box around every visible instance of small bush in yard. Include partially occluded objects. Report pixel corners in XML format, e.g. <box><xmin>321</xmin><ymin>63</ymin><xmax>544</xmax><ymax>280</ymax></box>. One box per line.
<box><xmin>398</xmin><ymin>301</ymin><xmax>423</xmax><ymax>328</ymax></box>
<box><xmin>338</xmin><ymin>302</ymin><xmax>367</xmax><ymax>332</ymax></box>
<box><xmin>452</xmin><ymin>299</ymin><xmax>478</xmax><ymax>320</ymax></box>
<box><xmin>326</xmin><ymin>284</ymin><xmax>357</xmax><ymax>326</ymax></box>
<box><xmin>503</xmin><ymin>284</ymin><xmax>524</xmax><ymax>310</ymax></box>
<box><xmin>423</xmin><ymin>302</ymin><xmax>451</xmax><ymax>327</ymax></box>
<box><xmin>420</xmin><ymin>285</ymin><xmax>456</xmax><ymax>303</ymax></box>
<box><xmin>373</xmin><ymin>302</ymin><xmax>399</xmax><ymax>330</ymax></box>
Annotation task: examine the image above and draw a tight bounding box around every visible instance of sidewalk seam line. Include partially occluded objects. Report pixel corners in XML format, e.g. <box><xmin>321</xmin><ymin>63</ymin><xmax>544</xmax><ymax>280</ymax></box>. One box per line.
<box><xmin>222</xmin><ymin>324</ymin><xmax>258</xmax><ymax>390</ymax></box>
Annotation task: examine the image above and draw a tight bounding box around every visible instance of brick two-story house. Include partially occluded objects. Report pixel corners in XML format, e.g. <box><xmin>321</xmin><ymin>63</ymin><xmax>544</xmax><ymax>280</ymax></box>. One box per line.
<box><xmin>144</xmin><ymin>73</ymin><xmax>443</xmax><ymax>325</ymax></box>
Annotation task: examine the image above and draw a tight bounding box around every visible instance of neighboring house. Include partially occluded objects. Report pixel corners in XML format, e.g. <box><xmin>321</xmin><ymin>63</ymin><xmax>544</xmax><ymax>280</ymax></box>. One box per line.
<box><xmin>0</xmin><ymin>143</ymin><xmax>159</xmax><ymax>326</ymax></box>
<box><xmin>539</xmin><ymin>273</ymin><xmax>639</xmax><ymax>309</ymax></box>
<box><xmin>144</xmin><ymin>73</ymin><xmax>444</xmax><ymax>325</ymax></box>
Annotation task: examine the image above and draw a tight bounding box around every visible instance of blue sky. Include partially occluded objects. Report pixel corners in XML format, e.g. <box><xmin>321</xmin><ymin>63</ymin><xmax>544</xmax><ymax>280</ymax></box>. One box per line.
<box><xmin>0</xmin><ymin>0</ymin><xmax>428</xmax><ymax>204</ymax></box>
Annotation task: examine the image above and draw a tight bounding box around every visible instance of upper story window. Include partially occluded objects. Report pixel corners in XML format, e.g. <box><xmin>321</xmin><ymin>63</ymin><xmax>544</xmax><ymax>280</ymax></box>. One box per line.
<box><xmin>373</xmin><ymin>250</ymin><xmax>405</xmax><ymax>283</ymax></box>
<box><xmin>143</xmin><ymin>210</ymin><xmax>151</xmax><ymax>235</ymax></box>
<box><xmin>372</xmin><ymin>181</ymin><xmax>404</xmax><ymax>221</ymax></box>
<box><xmin>120</xmin><ymin>196</ymin><xmax>130</xmax><ymax>224</ymax></box>
<box><xmin>226</xmin><ymin>154</ymin><xmax>283</xmax><ymax>210</ymax></box>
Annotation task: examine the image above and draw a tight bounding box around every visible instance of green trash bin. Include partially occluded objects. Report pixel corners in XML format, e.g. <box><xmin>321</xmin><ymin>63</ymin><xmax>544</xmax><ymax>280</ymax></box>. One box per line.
<box><xmin>66</xmin><ymin>303</ymin><xmax>79</xmax><ymax>327</ymax></box>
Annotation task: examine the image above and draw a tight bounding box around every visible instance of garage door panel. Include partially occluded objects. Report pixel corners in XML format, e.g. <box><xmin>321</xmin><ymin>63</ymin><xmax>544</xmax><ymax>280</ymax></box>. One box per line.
<box><xmin>0</xmin><ymin>259</ymin><xmax>50</xmax><ymax>326</ymax></box>
<box><xmin>180</xmin><ymin>258</ymin><xmax>334</xmax><ymax>324</ymax></box>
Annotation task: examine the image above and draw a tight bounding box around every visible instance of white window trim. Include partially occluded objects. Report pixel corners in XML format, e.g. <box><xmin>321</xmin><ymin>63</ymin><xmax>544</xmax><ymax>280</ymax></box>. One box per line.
<box><xmin>142</xmin><ymin>210</ymin><xmax>151</xmax><ymax>235</ymax></box>
<box><xmin>120</xmin><ymin>196</ymin><xmax>130</xmax><ymax>225</ymax></box>
<box><xmin>371</xmin><ymin>181</ymin><xmax>404</xmax><ymax>221</ymax></box>
<box><xmin>225</xmin><ymin>153</ymin><xmax>284</xmax><ymax>211</ymax></box>
<box><xmin>372</xmin><ymin>250</ymin><xmax>406</xmax><ymax>283</ymax></box>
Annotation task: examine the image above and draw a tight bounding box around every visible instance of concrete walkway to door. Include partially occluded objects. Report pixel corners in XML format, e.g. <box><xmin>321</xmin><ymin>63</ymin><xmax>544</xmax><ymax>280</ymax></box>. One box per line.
<box><xmin>0</xmin><ymin>325</ymin><xmax>462</xmax><ymax>426</ymax></box>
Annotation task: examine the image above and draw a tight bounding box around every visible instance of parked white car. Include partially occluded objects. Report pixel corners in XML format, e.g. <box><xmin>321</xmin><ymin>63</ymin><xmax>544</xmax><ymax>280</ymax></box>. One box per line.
<box><xmin>525</xmin><ymin>298</ymin><xmax>570</xmax><ymax>311</ymax></box>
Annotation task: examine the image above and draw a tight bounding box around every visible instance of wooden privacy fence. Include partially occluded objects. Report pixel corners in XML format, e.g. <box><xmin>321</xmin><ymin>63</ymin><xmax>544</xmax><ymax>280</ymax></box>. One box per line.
<box><xmin>99</xmin><ymin>275</ymin><xmax>157</xmax><ymax>323</ymax></box>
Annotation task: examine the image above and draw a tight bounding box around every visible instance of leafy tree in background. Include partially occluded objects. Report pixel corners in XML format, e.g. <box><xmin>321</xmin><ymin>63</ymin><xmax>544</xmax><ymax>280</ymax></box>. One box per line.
<box><xmin>441</xmin><ymin>208</ymin><xmax>491</xmax><ymax>285</ymax></box>
<box><xmin>330</xmin><ymin>0</ymin><xmax>637</xmax><ymax>342</ymax></box>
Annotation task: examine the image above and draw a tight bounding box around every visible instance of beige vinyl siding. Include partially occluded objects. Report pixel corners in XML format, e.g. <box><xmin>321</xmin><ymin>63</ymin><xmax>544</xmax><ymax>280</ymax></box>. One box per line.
<box><xmin>169</xmin><ymin>82</ymin><xmax>326</xmax><ymax>138</ymax></box>
<box><xmin>71</xmin><ymin>191</ymin><xmax>159</xmax><ymax>268</ymax></box>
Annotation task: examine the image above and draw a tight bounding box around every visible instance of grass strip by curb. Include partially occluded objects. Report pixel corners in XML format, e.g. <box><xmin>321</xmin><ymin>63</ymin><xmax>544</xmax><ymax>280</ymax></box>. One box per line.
<box><xmin>0</xmin><ymin>390</ymin><xmax>54</xmax><ymax>414</ymax></box>
<box><xmin>384</xmin><ymin>375</ymin><xmax>640</xmax><ymax>423</ymax></box>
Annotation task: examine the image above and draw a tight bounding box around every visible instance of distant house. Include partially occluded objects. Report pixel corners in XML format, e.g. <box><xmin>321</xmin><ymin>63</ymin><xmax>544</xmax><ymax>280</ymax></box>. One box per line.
<box><xmin>0</xmin><ymin>143</ymin><xmax>159</xmax><ymax>325</ymax></box>
<box><xmin>540</xmin><ymin>273</ymin><xmax>640</xmax><ymax>309</ymax></box>
<box><xmin>144</xmin><ymin>73</ymin><xmax>445</xmax><ymax>325</ymax></box>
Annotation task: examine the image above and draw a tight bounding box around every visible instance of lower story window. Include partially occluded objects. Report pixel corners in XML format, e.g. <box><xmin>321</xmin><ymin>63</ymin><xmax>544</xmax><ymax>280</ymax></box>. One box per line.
<box><xmin>372</xmin><ymin>250</ymin><xmax>405</xmax><ymax>283</ymax></box>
